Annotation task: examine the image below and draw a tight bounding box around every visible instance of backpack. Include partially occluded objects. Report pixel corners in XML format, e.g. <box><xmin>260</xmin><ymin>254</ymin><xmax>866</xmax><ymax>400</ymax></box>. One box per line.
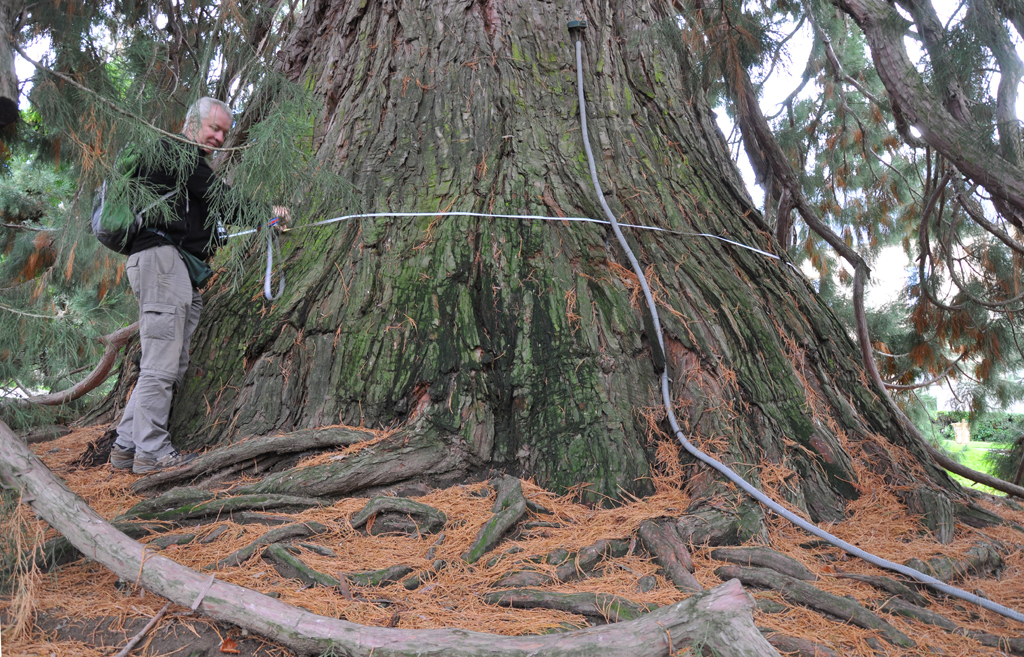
<box><xmin>90</xmin><ymin>180</ymin><xmax>176</xmax><ymax>255</ymax></box>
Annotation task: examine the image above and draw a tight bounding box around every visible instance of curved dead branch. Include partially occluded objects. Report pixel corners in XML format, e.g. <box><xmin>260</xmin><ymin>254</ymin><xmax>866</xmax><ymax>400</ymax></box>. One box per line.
<box><xmin>14</xmin><ymin>323</ymin><xmax>138</xmax><ymax>407</ymax></box>
<box><xmin>0</xmin><ymin>419</ymin><xmax>780</xmax><ymax>657</ymax></box>
<box><xmin>954</xmin><ymin>187</ymin><xmax>1024</xmax><ymax>257</ymax></box>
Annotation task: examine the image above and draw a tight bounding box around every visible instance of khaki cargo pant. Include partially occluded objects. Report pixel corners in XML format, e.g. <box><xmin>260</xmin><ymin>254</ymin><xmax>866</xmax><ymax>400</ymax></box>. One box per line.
<box><xmin>114</xmin><ymin>245</ymin><xmax>202</xmax><ymax>459</ymax></box>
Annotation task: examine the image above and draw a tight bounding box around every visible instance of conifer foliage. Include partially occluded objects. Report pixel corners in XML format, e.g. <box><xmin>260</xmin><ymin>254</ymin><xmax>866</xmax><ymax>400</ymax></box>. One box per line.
<box><xmin>0</xmin><ymin>1</ymin><xmax>346</xmax><ymax>427</ymax></box>
<box><xmin>682</xmin><ymin>0</ymin><xmax>1024</xmax><ymax>416</ymax></box>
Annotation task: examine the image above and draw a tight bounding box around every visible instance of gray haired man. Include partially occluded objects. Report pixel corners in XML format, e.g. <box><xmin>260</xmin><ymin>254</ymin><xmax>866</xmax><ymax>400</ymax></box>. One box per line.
<box><xmin>110</xmin><ymin>97</ymin><xmax>288</xmax><ymax>473</ymax></box>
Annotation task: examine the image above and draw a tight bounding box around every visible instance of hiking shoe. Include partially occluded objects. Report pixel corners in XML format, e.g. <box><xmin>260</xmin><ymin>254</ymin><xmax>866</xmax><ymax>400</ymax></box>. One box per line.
<box><xmin>133</xmin><ymin>449</ymin><xmax>197</xmax><ymax>474</ymax></box>
<box><xmin>110</xmin><ymin>444</ymin><xmax>136</xmax><ymax>470</ymax></box>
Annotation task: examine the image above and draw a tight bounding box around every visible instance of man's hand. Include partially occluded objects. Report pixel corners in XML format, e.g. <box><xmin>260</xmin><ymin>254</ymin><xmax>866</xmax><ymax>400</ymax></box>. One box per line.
<box><xmin>271</xmin><ymin>205</ymin><xmax>291</xmax><ymax>231</ymax></box>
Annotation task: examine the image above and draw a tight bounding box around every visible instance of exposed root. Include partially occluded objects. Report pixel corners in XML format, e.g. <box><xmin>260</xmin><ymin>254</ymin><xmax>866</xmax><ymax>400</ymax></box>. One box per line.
<box><xmin>262</xmin><ymin>543</ymin><xmax>343</xmax><ymax>587</ymax></box>
<box><xmin>116</xmin><ymin>490</ymin><xmax>324</xmax><ymax>523</ymax></box>
<box><xmin>132</xmin><ymin>425</ymin><xmax>377</xmax><ymax>495</ymax></box>
<box><xmin>710</xmin><ymin>547</ymin><xmax>816</xmax><ymax>581</ymax></box>
<box><xmin>462</xmin><ymin>475</ymin><xmax>527</xmax><ymax>564</ymax></box>
<box><xmin>350</xmin><ymin>496</ymin><xmax>446</xmax><ymax>535</ymax></box>
<box><xmin>209</xmin><ymin>521</ymin><xmax>329</xmax><ymax>570</ymax></box>
<box><xmin>482</xmin><ymin>588</ymin><xmax>657</xmax><ymax>623</ymax></box>
<box><xmin>638</xmin><ymin>519</ymin><xmax>702</xmax><ymax>592</ymax></box>
<box><xmin>716</xmin><ymin>564</ymin><xmax>915</xmax><ymax>647</ymax></box>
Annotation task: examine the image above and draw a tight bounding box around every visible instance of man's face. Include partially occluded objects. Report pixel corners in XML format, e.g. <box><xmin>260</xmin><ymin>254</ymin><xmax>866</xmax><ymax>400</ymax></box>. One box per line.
<box><xmin>193</xmin><ymin>105</ymin><xmax>232</xmax><ymax>154</ymax></box>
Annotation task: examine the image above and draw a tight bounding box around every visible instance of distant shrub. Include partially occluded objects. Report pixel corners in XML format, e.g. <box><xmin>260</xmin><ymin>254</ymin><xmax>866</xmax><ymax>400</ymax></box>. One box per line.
<box><xmin>934</xmin><ymin>412</ymin><xmax>1024</xmax><ymax>444</ymax></box>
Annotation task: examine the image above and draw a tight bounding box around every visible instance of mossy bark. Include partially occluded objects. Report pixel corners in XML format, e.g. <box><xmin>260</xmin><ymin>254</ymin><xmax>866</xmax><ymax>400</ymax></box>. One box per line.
<box><xmin>134</xmin><ymin>0</ymin><xmax>963</xmax><ymax>518</ymax></box>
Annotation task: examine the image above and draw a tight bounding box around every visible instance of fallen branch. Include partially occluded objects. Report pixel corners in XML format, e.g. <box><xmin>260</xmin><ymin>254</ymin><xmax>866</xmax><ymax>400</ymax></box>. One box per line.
<box><xmin>20</xmin><ymin>425</ymin><xmax>71</xmax><ymax>444</ymax></box>
<box><xmin>15</xmin><ymin>323</ymin><xmax>138</xmax><ymax>407</ymax></box>
<box><xmin>113</xmin><ymin>601</ymin><xmax>171</xmax><ymax>657</ymax></box>
<box><xmin>0</xmin><ymin>419</ymin><xmax>781</xmax><ymax>657</ymax></box>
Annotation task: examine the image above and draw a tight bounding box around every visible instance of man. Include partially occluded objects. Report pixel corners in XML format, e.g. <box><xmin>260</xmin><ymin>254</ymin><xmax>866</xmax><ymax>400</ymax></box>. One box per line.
<box><xmin>109</xmin><ymin>97</ymin><xmax>287</xmax><ymax>474</ymax></box>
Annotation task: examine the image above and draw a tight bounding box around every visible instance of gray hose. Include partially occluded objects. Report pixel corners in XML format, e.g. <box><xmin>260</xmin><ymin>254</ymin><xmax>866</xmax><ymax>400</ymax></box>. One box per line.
<box><xmin>573</xmin><ymin>37</ymin><xmax>1024</xmax><ymax>624</ymax></box>
<box><xmin>264</xmin><ymin>226</ymin><xmax>284</xmax><ymax>301</ymax></box>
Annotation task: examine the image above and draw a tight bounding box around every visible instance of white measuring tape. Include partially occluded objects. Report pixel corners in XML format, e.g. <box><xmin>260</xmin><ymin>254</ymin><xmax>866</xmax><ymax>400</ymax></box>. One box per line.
<box><xmin>234</xmin><ymin>211</ymin><xmax>797</xmax><ymax>300</ymax></box>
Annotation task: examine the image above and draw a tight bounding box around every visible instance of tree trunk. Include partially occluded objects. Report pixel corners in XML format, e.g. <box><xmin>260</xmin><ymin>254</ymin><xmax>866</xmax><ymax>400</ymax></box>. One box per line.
<box><xmin>0</xmin><ymin>0</ymin><xmax>23</xmax><ymax>129</ymax></box>
<box><xmin>162</xmin><ymin>0</ymin><xmax>958</xmax><ymax>519</ymax></box>
<box><xmin>0</xmin><ymin>1</ymin><xmax>22</xmax><ymax>102</ymax></box>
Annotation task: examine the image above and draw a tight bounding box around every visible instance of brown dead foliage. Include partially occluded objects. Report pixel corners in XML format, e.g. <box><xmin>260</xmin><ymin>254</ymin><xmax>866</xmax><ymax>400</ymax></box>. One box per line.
<box><xmin>3</xmin><ymin>428</ymin><xmax>1024</xmax><ymax>657</ymax></box>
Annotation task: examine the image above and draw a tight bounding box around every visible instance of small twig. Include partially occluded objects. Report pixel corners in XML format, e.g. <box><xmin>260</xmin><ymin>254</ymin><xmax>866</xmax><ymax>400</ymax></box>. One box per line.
<box><xmin>114</xmin><ymin>601</ymin><xmax>171</xmax><ymax>657</ymax></box>
<box><xmin>883</xmin><ymin>352</ymin><xmax>966</xmax><ymax>390</ymax></box>
<box><xmin>1</xmin><ymin>223</ymin><xmax>58</xmax><ymax>232</ymax></box>
<box><xmin>0</xmin><ymin>301</ymin><xmax>60</xmax><ymax>320</ymax></box>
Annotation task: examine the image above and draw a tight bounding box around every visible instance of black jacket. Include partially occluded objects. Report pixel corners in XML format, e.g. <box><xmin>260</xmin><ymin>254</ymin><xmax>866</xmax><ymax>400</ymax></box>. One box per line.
<box><xmin>129</xmin><ymin>140</ymin><xmax>246</xmax><ymax>260</ymax></box>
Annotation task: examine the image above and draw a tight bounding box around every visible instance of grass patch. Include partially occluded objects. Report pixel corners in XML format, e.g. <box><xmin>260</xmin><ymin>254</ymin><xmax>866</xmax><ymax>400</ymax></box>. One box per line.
<box><xmin>937</xmin><ymin>439</ymin><xmax>1013</xmax><ymax>495</ymax></box>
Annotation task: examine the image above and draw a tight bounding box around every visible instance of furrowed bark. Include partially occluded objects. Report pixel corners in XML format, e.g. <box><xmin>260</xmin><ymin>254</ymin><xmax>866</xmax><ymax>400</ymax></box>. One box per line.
<box><xmin>143</xmin><ymin>0</ymin><xmax>949</xmax><ymax>525</ymax></box>
<box><xmin>0</xmin><ymin>417</ymin><xmax>782</xmax><ymax>657</ymax></box>
<box><xmin>0</xmin><ymin>1</ymin><xmax>24</xmax><ymax>104</ymax></box>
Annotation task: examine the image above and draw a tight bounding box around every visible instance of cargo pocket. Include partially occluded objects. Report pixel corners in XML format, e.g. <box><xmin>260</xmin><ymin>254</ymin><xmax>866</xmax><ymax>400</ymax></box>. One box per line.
<box><xmin>140</xmin><ymin>303</ymin><xmax>179</xmax><ymax>342</ymax></box>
